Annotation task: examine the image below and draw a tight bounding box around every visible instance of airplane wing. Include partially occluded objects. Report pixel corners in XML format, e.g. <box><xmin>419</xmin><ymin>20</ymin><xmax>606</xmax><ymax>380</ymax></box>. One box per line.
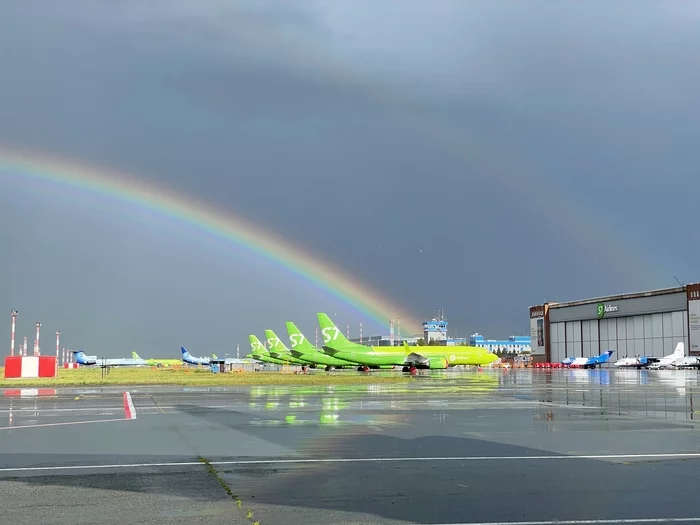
<box><xmin>405</xmin><ymin>352</ymin><xmax>430</xmax><ymax>365</ymax></box>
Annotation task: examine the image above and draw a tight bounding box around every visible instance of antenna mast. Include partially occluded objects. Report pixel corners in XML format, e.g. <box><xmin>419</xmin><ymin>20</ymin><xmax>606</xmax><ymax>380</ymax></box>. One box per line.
<box><xmin>10</xmin><ymin>310</ymin><xmax>17</xmax><ymax>357</ymax></box>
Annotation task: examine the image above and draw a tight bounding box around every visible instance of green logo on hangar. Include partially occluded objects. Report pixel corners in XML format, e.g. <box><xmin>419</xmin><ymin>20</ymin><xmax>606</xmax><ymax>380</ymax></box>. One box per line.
<box><xmin>597</xmin><ymin>302</ymin><xmax>619</xmax><ymax>318</ymax></box>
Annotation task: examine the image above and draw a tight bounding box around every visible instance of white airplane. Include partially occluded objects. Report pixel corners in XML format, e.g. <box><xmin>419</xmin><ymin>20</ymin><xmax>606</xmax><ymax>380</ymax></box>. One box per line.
<box><xmin>614</xmin><ymin>355</ymin><xmax>660</xmax><ymax>369</ymax></box>
<box><xmin>673</xmin><ymin>355</ymin><xmax>700</xmax><ymax>369</ymax></box>
<box><xmin>72</xmin><ymin>350</ymin><xmax>148</xmax><ymax>367</ymax></box>
<box><xmin>561</xmin><ymin>350</ymin><xmax>614</xmax><ymax>369</ymax></box>
<box><xmin>647</xmin><ymin>342</ymin><xmax>685</xmax><ymax>369</ymax></box>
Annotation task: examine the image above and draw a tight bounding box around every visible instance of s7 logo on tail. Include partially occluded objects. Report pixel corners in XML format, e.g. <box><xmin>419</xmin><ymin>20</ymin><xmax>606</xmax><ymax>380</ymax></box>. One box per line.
<box><xmin>289</xmin><ymin>334</ymin><xmax>305</xmax><ymax>347</ymax></box>
<box><xmin>267</xmin><ymin>337</ymin><xmax>280</xmax><ymax>348</ymax></box>
<box><xmin>251</xmin><ymin>341</ymin><xmax>263</xmax><ymax>351</ymax></box>
<box><xmin>322</xmin><ymin>326</ymin><xmax>340</xmax><ymax>343</ymax></box>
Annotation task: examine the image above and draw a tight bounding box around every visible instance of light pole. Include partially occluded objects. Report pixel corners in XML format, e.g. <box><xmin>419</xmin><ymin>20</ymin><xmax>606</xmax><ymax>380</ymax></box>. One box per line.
<box><xmin>10</xmin><ymin>310</ymin><xmax>18</xmax><ymax>357</ymax></box>
<box><xmin>56</xmin><ymin>331</ymin><xmax>61</xmax><ymax>372</ymax></box>
<box><xmin>35</xmin><ymin>322</ymin><xmax>41</xmax><ymax>356</ymax></box>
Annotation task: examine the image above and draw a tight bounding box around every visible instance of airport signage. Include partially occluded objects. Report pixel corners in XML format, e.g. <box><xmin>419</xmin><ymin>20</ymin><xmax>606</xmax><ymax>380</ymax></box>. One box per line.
<box><xmin>596</xmin><ymin>303</ymin><xmax>619</xmax><ymax>318</ymax></box>
<box><xmin>529</xmin><ymin>306</ymin><xmax>546</xmax><ymax>356</ymax></box>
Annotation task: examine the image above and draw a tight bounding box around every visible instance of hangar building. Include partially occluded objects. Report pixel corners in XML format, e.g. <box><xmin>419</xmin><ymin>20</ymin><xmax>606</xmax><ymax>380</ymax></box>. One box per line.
<box><xmin>529</xmin><ymin>283</ymin><xmax>700</xmax><ymax>363</ymax></box>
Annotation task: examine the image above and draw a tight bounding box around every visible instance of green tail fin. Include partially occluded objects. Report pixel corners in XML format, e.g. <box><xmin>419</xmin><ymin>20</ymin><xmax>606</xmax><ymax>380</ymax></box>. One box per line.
<box><xmin>249</xmin><ymin>334</ymin><xmax>267</xmax><ymax>354</ymax></box>
<box><xmin>132</xmin><ymin>351</ymin><xmax>140</xmax><ymax>359</ymax></box>
<box><xmin>285</xmin><ymin>322</ymin><xmax>317</xmax><ymax>352</ymax></box>
<box><xmin>264</xmin><ymin>329</ymin><xmax>289</xmax><ymax>352</ymax></box>
<box><xmin>316</xmin><ymin>313</ymin><xmax>356</xmax><ymax>349</ymax></box>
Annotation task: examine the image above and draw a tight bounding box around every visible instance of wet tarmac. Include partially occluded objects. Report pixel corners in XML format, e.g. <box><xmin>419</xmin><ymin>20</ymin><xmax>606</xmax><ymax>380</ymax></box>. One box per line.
<box><xmin>2</xmin><ymin>368</ymin><xmax>700</xmax><ymax>524</ymax></box>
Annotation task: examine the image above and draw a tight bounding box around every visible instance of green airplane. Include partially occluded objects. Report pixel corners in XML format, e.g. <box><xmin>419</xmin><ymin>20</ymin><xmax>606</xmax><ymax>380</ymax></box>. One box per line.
<box><xmin>247</xmin><ymin>335</ymin><xmax>296</xmax><ymax>366</ymax></box>
<box><xmin>265</xmin><ymin>329</ymin><xmax>317</xmax><ymax>367</ymax></box>
<box><xmin>131</xmin><ymin>351</ymin><xmax>181</xmax><ymax>366</ymax></box>
<box><xmin>317</xmin><ymin>313</ymin><xmax>499</xmax><ymax>371</ymax></box>
<box><xmin>284</xmin><ymin>321</ymin><xmax>361</xmax><ymax>371</ymax></box>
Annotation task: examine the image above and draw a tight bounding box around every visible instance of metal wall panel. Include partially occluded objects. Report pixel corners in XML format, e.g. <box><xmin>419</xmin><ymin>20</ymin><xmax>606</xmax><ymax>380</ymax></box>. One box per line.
<box><xmin>558</xmin><ymin>323</ymin><xmax>566</xmax><ymax>361</ymax></box>
<box><xmin>591</xmin><ymin>321</ymin><xmax>599</xmax><ymax>343</ymax></box>
<box><xmin>599</xmin><ymin>320</ymin><xmax>609</xmax><ymax>353</ymax></box>
<box><xmin>664</xmin><ymin>337</ymin><xmax>675</xmax><ymax>355</ymax></box>
<box><xmin>599</xmin><ymin>318</ymin><xmax>608</xmax><ymax>341</ymax></box>
<box><xmin>617</xmin><ymin>338</ymin><xmax>627</xmax><ymax>356</ymax></box>
<box><xmin>652</xmin><ymin>314</ymin><xmax>663</xmax><ymax>338</ymax></box>
<box><xmin>573</xmin><ymin>321</ymin><xmax>581</xmax><ymax>342</ymax></box>
<box><xmin>581</xmin><ymin>320</ymin><xmax>597</xmax><ymax>356</ymax></box>
<box><xmin>582</xmin><ymin>340</ymin><xmax>591</xmax><ymax>356</ymax></box>
<box><xmin>634</xmin><ymin>317</ymin><xmax>644</xmax><ymax>339</ymax></box>
<box><xmin>565</xmin><ymin>322</ymin><xmax>575</xmax><ymax>356</ymax></box>
<box><xmin>615</xmin><ymin>318</ymin><xmax>624</xmax><ymax>340</ymax></box>
<box><xmin>663</xmin><ymin>312</ymin><xmax>673</xmax><ymax>338</ymax></box>
<box><xmin>557</xmin><ymin>322</ymin><xmax>565</xmax><ymax>345</ymax></box>
<box><xmin>549</xmin><ymin>322</ymin><xmax>564</xmax><ymax>363</ymax></box>
<box><xmin>672</xmin><ymin>311</ymin><xmax>684</xmax><ymax>337</ymax></box>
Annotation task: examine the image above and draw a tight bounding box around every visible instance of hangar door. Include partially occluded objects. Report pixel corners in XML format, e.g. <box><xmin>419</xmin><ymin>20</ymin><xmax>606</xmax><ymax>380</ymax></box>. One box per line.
<box><xmin>550</xmin><ymin>322</ymin><xmax>565</xmax><ymax>363</ymax></box>
<box><xmin>598</xmin><ymin>312</ymin><xmax>688</xmax><ymax>358</ymax></box>
<box><xmin>549</xmin><ymin>320</ymin><xmax>601</xmax><ymax>362</ymax></box>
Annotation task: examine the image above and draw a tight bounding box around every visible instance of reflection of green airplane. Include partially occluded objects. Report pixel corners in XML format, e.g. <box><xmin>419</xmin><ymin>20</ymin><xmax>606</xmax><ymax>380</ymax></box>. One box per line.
<box><xmin>265</xmin><ymin>330</ymin><xmax>316</xmax><ymax>367</ymax></box>
<box><xmin>131</xmin><ymin>352</ymin><xmax>181</xmax><ymax>366</ymax></box>
<box><xmin>317</xmin><ymin>313</ymin><xmax>498</xmax><ymax>371</ymax></box>
<box><xmin>285</xmin><ymin>322</ymin><xmax>359</xmax><ymax>371</ymax></box>
<box><xmin>247</xmin><ymin>335</ymin><xmax>296</xmax><ymax>366</ymax></box>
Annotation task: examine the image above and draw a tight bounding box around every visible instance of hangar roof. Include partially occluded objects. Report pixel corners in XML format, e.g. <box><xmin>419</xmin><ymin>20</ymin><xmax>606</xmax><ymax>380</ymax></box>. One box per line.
<box><xmin>541</xmin><ymin>284</ymin><xmax>694</xmax><ymax>310</ymax></box>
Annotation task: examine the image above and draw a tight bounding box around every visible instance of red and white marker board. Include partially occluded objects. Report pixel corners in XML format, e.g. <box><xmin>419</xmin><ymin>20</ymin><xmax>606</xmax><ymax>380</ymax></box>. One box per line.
<box><xmin>4</xmin><ymin>356</ymin><xmax>57</xmax><ymax>379</ymax></box>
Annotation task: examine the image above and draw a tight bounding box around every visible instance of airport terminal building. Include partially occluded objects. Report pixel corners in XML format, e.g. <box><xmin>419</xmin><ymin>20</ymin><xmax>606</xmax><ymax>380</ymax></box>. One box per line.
<box><xmin>529</xmin><ymin>283</ymin><xmax>700</xmax><ymax>363</ymax></box>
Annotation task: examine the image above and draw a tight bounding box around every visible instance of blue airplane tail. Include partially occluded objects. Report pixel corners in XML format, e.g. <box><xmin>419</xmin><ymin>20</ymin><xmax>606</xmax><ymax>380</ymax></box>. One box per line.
<box><xmin>594</xmin><ymin>350</ymin><xmax>614</xmax><ymax>364</ymax></box>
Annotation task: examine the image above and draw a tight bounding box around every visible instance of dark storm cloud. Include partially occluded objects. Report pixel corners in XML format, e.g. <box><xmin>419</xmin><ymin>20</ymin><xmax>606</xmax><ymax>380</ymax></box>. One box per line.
<box><xmin>1</xmin><ymin>1</ymin><xmax>699</xmax><ymax>354</ymax></box>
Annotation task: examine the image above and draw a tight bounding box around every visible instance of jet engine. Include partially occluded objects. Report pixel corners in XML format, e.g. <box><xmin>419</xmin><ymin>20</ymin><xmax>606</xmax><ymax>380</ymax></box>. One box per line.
<box><xmin>426</xmin><ymin>357</ymin><xmax>449</xmax><ymax>369</ymax></box>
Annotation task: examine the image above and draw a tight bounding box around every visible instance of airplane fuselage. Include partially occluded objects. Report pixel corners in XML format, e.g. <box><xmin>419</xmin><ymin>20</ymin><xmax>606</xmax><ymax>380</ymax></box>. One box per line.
<box><xmin>324</xmin><ymin>345</ymin><xmax>497</xmax><ymax>368</ymax></box>
<box><xmin>290</xmin><ymin>349</ymin><xmax>354</xmax><ymax>368</ymax></box>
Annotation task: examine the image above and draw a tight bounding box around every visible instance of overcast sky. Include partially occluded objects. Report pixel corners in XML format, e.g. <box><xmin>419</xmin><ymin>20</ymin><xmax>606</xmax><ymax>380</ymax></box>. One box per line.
<box><xmin>1</xmin><ymin>1</ymin><xmax>699</xmax><ymax>357</ymax></box>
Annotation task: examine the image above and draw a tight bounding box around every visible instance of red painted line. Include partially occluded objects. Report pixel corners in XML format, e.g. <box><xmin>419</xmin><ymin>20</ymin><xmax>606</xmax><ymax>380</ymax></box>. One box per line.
<box><xmin>122</xmin><ymin>391</ymin><xmax>136</xmax><ymax>420</ymax></box>
<box><xmin>0</xmin><ymin>417</ymin><xmax>128</xmax><ymax>431</ymax></box>
<box><xmin>122</xmin><ymin>391</ymin><xmax>132</xmax><ymax>419</ymax></box>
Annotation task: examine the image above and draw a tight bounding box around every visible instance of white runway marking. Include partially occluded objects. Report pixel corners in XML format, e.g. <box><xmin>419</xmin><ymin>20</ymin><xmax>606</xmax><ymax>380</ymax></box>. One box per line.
<box><xmin>0</xmin><ymin>418</ymin><xmax>129</xmax><ymax>431</ymax></box>
<box><xmin>435</xmin><ymin>518</ymin><xmax>700</xmax><ymax>525</ymax></box>
<box><xmin>2</xmin><ymin>452</ymin><xmax>700</xmax><ymax>472</ymax></box>
<box><xmin>0</xmin><ymin>407</ymin><xmax>126</xmax><ymax>414</ymax></box>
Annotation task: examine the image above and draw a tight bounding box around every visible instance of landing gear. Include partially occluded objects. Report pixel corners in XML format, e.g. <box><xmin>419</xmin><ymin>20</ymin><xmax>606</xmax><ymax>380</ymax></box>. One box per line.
<box><xmin>356</xmin><ymin>365</ymin><xmax>370</xmax><ymax>372</ymax></box>
<box><xmin>325</xmin><ymin>366</ymin><xmax>335</xmax><ymax>372</ymax></box>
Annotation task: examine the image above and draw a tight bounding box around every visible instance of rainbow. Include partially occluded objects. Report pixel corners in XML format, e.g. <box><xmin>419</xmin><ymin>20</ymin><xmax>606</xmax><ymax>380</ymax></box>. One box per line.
<box><xmin>0</xmin><ymin>146</ymin><xmax>423</xmax><ymax>334</ymax></box>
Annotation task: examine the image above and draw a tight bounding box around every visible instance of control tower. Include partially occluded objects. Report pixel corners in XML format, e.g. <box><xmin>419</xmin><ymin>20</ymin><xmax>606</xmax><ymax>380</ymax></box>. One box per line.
<box><xmin>423</xmin><ymin>310</ymin><xmax>448</xmax><ymax>344</ymax></box>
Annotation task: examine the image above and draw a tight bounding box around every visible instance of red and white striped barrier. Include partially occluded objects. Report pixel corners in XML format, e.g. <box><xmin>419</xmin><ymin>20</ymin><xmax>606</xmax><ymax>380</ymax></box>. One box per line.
<box><xmin>3</xmin><ymin>388</ymin><xmax>57</xmax><ymax>397</ymax></box>
<box><xmin>63</xmin><ymin>363</ymin><xmax>80</xmax><ymax>369</ymax></box>
<box><xmin>3</xmin><ymin>356</ymin><xmax>57</xmax><ymax>379</ymax></box>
